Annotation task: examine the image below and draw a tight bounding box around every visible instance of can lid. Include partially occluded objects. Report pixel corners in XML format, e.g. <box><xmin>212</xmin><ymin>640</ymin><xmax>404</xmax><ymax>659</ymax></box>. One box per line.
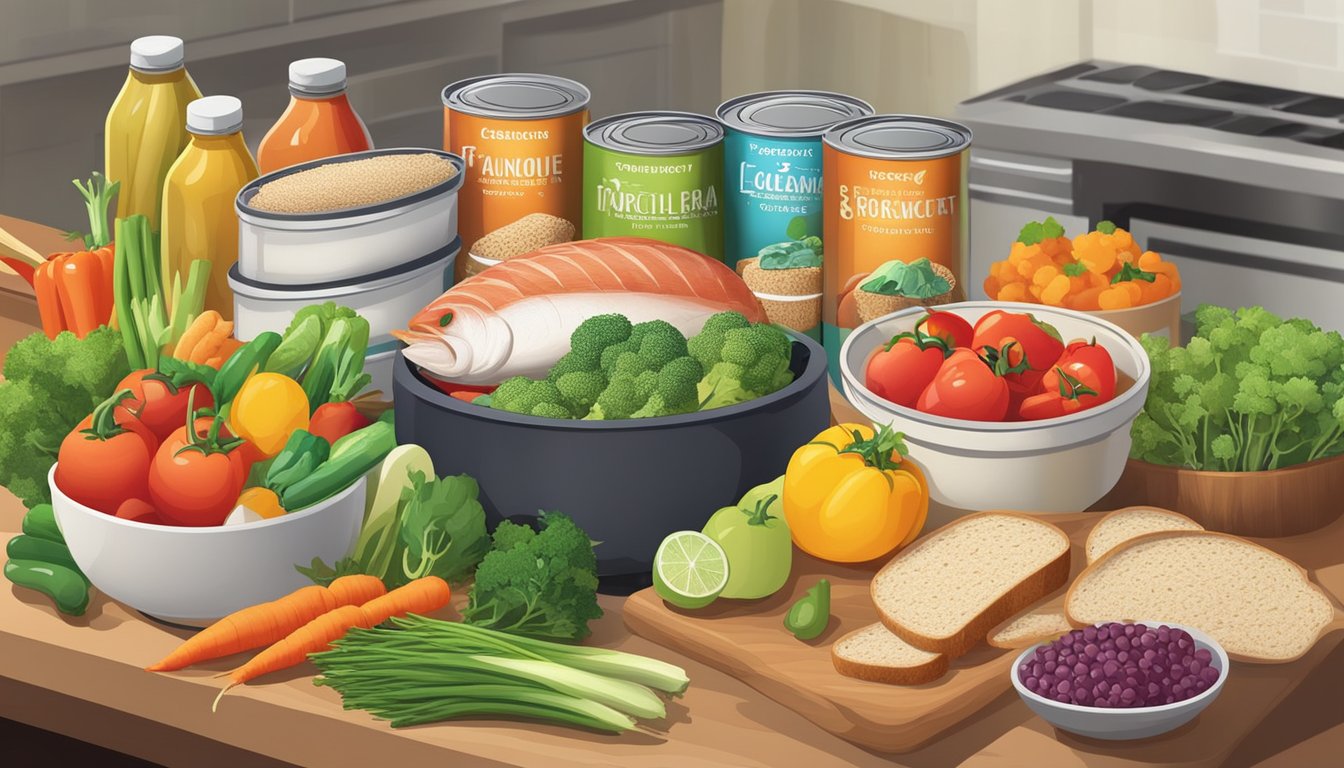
<box><xmin>716</xmin><ymin>90</ymin><xmax>873</xmax><ymax>137</ymax></box>
<box><xmin>130</xmin><ymin>35</ymin><xmax>185</xmax><ymax>72</ymax></box>
<box><xmin>584</xmin><ymin>111</ymin><xmax>723</xmax><ymax>156</ymax></box>
<box><xmin>289</xmin><ymin>58</ymin><xmax>347</xmax><ymax>94</ymax></box>
<box><xmin>187</xmin><ymin>95</ymin><xmax>244</xmax><ymax>135</ymax></box>
<box><xmin>442</xmin><ymin>74</ymin><xmax>590</xmax><ymax>119</ymax></box>
<box><xmin>824</xmin><ymin>115</ymin><xmax>972</xmax><ymax>160</ymax></box>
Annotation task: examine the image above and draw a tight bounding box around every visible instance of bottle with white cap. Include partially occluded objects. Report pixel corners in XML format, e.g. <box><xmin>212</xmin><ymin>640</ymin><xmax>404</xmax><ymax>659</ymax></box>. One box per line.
<box><xmin>105</xmin><ymin>36</ymin><xmax>204</xmax><ymax>229</ymax></box>
<box><xmin>160</xmin><ymin>96</ymin><xmax>259</xmax><ymax>321</ymax></box>
<box><xmin>257</xmin><ymin>57</ymin><xmax>373</xmax><ymax>174</ymax></box>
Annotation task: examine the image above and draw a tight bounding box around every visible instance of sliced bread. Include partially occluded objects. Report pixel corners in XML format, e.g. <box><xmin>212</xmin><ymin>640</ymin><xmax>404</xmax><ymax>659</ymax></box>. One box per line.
<box><xmin>831</xmin><ymin>623</ymin><xmax>948</xmax><ymax>685</ymax></box>
<box><xmin>871</xmin><ymin>511</ymin><xmax>1071</xmax><ymax>658</ymax></box>
<box><xmin>1066</xmin><ymin>530</ymin><xmax>1337</xmax><ymax>663</ymax></box>
<box><xmin>987</xmin><ymin>609</ymin><xmax>1073</xmax><ymax>650</ymax></box>
<box><xmin>1085</xmin><ymin>507</ymin><xmax>1203</xmax><ymax>564</ymax></box>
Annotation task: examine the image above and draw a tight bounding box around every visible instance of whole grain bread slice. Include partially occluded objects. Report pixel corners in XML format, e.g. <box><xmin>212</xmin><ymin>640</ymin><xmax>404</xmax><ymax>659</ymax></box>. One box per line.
<box><xmin>871</xmin><ymin>511</ymin><xmax>1071</xmax><ymax>659</ymax></box>
<box><xmin>1066</xmin><ymin>530</ymin><xmax>1338</xmax><ymax>663</ymax></box>
<box><xmin>987</xmin><ymin>608</ymin><xmax>1073</xmax><ymax>650</ymax></box>
<box><xmin>831</xmin><ymin>623</ymin><xmax>948</xmax><ymax>685</ymax></box>
<box><xmin>1085</xmin><ymin>506</ymin><xmax>1203</xmax><ymax>564</ymax></box>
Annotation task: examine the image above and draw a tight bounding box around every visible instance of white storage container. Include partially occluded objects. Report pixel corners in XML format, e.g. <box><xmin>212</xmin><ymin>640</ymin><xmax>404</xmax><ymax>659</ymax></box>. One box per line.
<box><xmin>235</xmin><ymin>148</ymin><xmax>463</xmax><ymax>285</ymax></box>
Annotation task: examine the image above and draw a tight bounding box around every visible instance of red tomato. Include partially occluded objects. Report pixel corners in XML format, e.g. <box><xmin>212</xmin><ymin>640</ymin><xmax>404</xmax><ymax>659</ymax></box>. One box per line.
<box><xmin>148</xmin><ymin>416</ymin><xmax>250</xmax><ymax>527</ymax></box>
<box><xmin>309</xmin><ymin>401</ymin><xmax>372</xmax><ymax>444</ymax></box>
<box><xmin>865</xmin><ymin>330</ymin><xmax>953</xmax><ymax>408</ymax></box>
<box><xmin>115</xmin><ymin>498</ymin><xmax>166</xmax><ymax>525</ymax></box>
<box><xmin>117</xmin><ymin>369</ymin><xmax>215</xmax><ymax>440</ymax></box>
<box><xmin>1019</xmin><ymin>339</ymin><xmax>1117</xmax><ymax>420</ymax></box>
<box><xmin>917</xmin><ymin>311</ymin><xmax>974</xmax><ymax>349</ymax></box>
<box><xmin>55</xmin><ymin>392</ymin><xmax>159</xmax><ymax>513</ymax></box>
<box><xmin>971</xmin><ymin>310</ymin><xmax>1065</xmax><ymax>376</ymax></box>
<box><xmin>916</xmin><ymin>346</ymin><xmax>1018</xmax><ymax>421</ymax></box>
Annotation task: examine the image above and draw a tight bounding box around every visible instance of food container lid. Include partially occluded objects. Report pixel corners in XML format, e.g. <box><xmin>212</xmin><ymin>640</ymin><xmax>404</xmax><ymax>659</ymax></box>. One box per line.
<box><xmin>187</xmin><ymin>96</ymin><xmax>244</xmax><ymax>135</ymax></box>
<box><xmin>229</xmin><ymin>237</ymin><xmax>460</xmax><ymax>297</ymax></box>
<box><xmin>289</xmin><ymin>58</ymin><xmax>347</xmax><ymax>94</ymax></box>
<box><xmin>584</xmin><ymin>111</ymin><xmax>724</xmax><ymax>156</ymax></box>
<box><xmin>441</xmin><ymin>73</ymin><xmax>590</xmax><ymax>119</ymax></box>
<box><xmin>824</xmin><ymin>114</ymin><xmax>972</xmax><ymax>160</ymax></box>
<box><xmin>716</xmin><ymin>91</ymin><xmax>874</xmax><ymax>138</ymax></box>
<box><xmin>130</xmin><ymin>35</ymin><xmax>185</xmax><ymax>72</ymax></box>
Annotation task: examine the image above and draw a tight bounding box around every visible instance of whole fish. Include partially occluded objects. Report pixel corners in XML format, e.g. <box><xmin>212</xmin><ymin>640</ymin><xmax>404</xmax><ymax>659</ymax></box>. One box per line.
<box><xmin>395</xmin><ymin>237</ymin><xmax>766</xmax><ymax>384</ymax></box>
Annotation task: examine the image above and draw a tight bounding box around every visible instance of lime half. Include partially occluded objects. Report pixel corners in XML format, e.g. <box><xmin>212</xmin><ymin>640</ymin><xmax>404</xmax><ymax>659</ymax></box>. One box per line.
<box><xmin>653</xmin><ymin>531</ymin><xmax>729</xmax><ymax>610</ymax></box>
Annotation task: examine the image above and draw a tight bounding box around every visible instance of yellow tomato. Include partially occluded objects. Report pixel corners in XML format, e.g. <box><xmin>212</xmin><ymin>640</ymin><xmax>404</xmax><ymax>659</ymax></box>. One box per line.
<box><xmin>229</xmin><ymin>372</ymin><xmax>309</xmax><ymax>457</ymax></box>
<box><xmin>235</xmin><ymin>486</ymin><xmax>285</xmax><ymax>519</ymax></box>
<box><xmin>783</xmin><ymin>423</ymin><xmax>929</xmax><ymax>563</ymax></box>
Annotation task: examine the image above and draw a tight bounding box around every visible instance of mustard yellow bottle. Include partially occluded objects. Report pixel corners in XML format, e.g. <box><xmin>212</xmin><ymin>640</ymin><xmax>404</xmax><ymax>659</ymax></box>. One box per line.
<box><xmin>105</xmin><ymin>36</ymin><xmax>202</xmax><ymax>231</ymax></box>
<box><xmin>160</xmin><ymin>96</ymin><xmax>259</xmax><ymax>322</ymax></box>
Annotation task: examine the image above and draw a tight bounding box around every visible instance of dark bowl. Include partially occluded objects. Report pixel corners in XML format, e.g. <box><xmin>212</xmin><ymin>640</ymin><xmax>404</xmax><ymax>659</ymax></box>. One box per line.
<box><xmin>392</xmin><ymin>332</ymin><xmax>831</xmax><ymax>593</ymax></box>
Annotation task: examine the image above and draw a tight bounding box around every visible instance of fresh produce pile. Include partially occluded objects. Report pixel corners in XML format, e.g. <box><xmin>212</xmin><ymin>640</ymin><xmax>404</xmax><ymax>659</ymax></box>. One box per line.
<box><xmin>5</xmin><ymin>504</ymin><xmax>90</xmax><ymax>615</ymax></box>
<box><xmin>864</xmin><ymin>309</ymin><xmax>1117</xmax><ymax>422</ymax></box>
<box><xmin>1131</xmin><ymin>304</ymin><xmax>1344</xmax><ymax>472</ymax></box>
<box><xmin>984</xmin><ymin>219</ymin><xmax>1181</xmax><ymax>311</ymax></box>
<box><xmin>470</xmin><ymin>310</ymin><xmax>795</xmax><ymax>420</ymax></box>
<box><xmin>1018</xmin><ymin>622</ymin><xmax>1220</xmax><ymax>709</ymax></box>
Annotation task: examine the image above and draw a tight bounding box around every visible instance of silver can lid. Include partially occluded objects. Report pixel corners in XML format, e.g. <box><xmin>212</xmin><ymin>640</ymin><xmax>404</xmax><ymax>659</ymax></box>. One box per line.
<box><xmin>716</xmin><ymin>90</ymin><xmax>873</xmax><ymax>138</ymax></box>
<box><xmin>823</xmin><ymin>115</ymin><xmax>972</xmax><ymax>160</ymax></box>
<box><xmin>584</xmin><ymin>111</ymin><xmax>723</xmax><ymax>156</ymax></box>
<box><xmin>442</xmin><ymin>73</ymin><xmax>590</xmax><ymax>120</ymax></box>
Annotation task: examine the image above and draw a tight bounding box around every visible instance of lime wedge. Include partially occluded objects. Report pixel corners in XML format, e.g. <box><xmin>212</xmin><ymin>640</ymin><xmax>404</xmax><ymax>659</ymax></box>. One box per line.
<box><xmin>653</xmin><ymin>531</ymin><xmax>729</xmax><ymax>610</ymax></box>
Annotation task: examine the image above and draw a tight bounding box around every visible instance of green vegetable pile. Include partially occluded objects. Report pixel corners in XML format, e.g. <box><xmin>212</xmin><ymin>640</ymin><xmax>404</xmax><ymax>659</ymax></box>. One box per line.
<box><xmin>758</xmin><ymin>215</ymin><xmax>822</xmax><ymax>270</ymax></box>
<box><xmin>266</xmin><ymin>301</ymin><xmax>371</xmax><ymax>413</ymax></box>
<box><xmin>5</xmin><ymin>503</ymin><xmax>91</xmax><ymax>615</ymax></box>
<box><xmin>0</xmin><ymin>328</ymin><xmax>130</xmax><ymax>506</ymax></box>
<box><xmin>859</xmin><ymin>257</ymin><xmax>951</xmax><ymax>299</ymax></box>
<box><xmin>484</xmin><ymin>311</ymin><xmax>795</xmax><ymax>419</ymax></box>
<box><xmin>1131</xmin><ymin>304</ymin><xmax>1344</xmax><ymax>472</ymax></box>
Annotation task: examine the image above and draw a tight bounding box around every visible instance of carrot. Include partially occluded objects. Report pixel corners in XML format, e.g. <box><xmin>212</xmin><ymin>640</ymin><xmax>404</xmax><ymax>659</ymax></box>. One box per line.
<box><xmin>173</xmin><ymin>310</ymin><xmax>220</xmax><ymax>360</ymax></box>
<box><xmin>58</xmin><ymin>250</ymin><xmax>105</xmax><ymax>338</ymax></box>
<box><xmin>189</xmin><ymin>319</ymin><xmax>234</xmax><ymax>364</ymax></box>
<box><xmin>33</xmin><ymin>259</ymin><xmax>65</xmax><ymax>339</ymax></box>
<box><xmin>94</xmin><ymin>245</ymin><xmax>116</xmax><ymax>325</ymax></box>
<box><xmin>146</xmin><ymin>575</ymin><xmax>387</xmax><ymax>672</ymax></box>
<box><xmin>212</xmin><ymin>577</ymin><xmax>451</xmax><ymax>709</ymax></box>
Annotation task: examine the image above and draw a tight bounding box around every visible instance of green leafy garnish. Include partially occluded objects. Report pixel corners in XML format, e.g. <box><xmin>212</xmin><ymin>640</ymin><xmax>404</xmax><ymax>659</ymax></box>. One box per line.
<box><xmin>1016</xmin><ymin>216</ymin><xmax>1066</xmax><ymax>246</ymax></box>
<box><xmin>1063</xmin><ymin>262</ymin><xmax>1089</xmax><ymax>277</ymax></box>
<box><xmin>859</xmin><ymin>258</ymin><xmax>951</xmax><ymax>299</ymax></box>
<box><xmin>1096</xmin><ymin>220</ymin><xmax>1118</xmax><ymax>235</ymax></box>
<box><xmin>1111</xmin><ymin>262</ymin><xmax>1157</xmax><ymax>284</ymax></box>
<box><xmin>785</xmin><ymin>215</ymin><xmax>808</xmax><ymax>242</ymax></box>
<box><xmin>758</xmin><ymin>239</ymin><xmax>822</xmax><ymax>269</ymax></box>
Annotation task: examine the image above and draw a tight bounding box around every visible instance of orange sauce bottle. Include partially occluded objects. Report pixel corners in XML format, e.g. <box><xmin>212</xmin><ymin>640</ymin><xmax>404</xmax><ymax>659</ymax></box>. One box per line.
<box><xmin>256</xmin><ymin>58</ymin><xmax>373</xmax><ymax>174</ymax></box>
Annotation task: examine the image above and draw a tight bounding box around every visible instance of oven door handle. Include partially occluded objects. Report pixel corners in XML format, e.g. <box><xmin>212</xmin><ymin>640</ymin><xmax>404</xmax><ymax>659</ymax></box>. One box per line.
<box><xmin>1146</xmin><ymin>237</ymin><xmax>1344</xmax><ymax>285</ymax></box>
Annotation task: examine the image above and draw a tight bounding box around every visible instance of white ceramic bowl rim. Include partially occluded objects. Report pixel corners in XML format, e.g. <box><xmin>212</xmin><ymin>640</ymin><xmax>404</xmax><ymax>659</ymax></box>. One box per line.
<box><xmin>839</xmin><ymin>301</ymin><xmax>1152</xmax><ymax>433</ymax></box>
<box><xmin>48</xmin><ymin>464</ymin><xmax>365</xmax><ymax>533</ymax></box>
<box><xmin>1009</xmin><ymin>621</ymin><xmax>1229</xmax><ymax>716</ymax></box>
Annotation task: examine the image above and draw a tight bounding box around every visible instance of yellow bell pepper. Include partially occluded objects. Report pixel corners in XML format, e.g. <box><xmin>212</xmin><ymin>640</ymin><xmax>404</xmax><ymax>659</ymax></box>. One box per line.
<box><xmin>783</xmin><ymin>423</ymin><xmax>929</xmax><ymax>563</ymax></box>
<box><xmin>229</xmin><ymin>372</ymin><xmax>310</xmax><ymax>457</ymax></box>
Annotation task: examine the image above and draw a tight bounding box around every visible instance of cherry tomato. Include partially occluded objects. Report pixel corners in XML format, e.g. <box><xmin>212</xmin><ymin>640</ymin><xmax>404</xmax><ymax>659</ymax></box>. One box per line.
<box><xmin>917</xmin><ymin>311</ymin><xmax>974</xmax><ymax>349</ymax></box>
<box><xmin>148</xmin><ymin>415</ymin><xmax>250</xmax><ymax>527</ymax></box>
<box><xmin>1019</xmin><ymin>339</ymin><xmax>1117</xmax><ymax>420</ymax></box>
<box><xmin>115</xmin><ymin>498</ymin><xmax>166</xmax><ymax>525</ymax></box>
<box><xmin>54</xmin><ymin>390</ymin><xmax>159</xmax><ymax>513</ymax></box>
<box><xmin>864</xmin><ymin>330</ymin><xmax>953</xmax><ymax>408</ymax></box>
<box><xmin>971</xmin><ymin>310</ymin><xmax>1065</xmax><ymax>375</ymax></box>
<box><xmin>117</xmin><ymin>368</ymin><xmax>214</xmax><ymax>440</ymax></box>
<box><xmin>915</xmin><ymin>343</ymin><xmax>1026</xmax><ymax>421</ymax></box>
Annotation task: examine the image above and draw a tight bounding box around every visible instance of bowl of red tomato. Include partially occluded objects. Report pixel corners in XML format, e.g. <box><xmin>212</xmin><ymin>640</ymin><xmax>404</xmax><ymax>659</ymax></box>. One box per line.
<box><xmin>837</xmin><ymin>302</ymin><xmax>1150</xmax><ymax>513</ymax></box>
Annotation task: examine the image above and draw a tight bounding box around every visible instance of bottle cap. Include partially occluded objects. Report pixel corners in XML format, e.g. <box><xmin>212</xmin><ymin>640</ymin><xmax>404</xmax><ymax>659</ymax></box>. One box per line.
<box><xmin>289</xmin><ymin>58</ymin><xmax>347</xmax><ymax>94</ymax></box>
<box><xmin>130</xmin><ymin>36</ymin><xmax>186</xmax><ymax>72</ymax></box>
<box><xmin>186</xmin><ymin>96</ymin><xmax>244</xmax><ymax>135</ymax></box>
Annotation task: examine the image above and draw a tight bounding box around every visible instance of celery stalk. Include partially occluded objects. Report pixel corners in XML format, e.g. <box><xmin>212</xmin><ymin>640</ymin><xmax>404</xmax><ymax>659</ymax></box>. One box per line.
<box><xmin>112</xmin><ymin>220</ymin><xmax>144</xmax><ymax>369</ymax></box>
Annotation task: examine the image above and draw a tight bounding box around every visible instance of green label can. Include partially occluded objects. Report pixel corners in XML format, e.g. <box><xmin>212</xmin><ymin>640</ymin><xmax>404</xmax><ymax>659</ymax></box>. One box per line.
<box><xmin>582</xmin><ymin>111</ymin><xmax>724</xmax><ymax>260</ymax></box>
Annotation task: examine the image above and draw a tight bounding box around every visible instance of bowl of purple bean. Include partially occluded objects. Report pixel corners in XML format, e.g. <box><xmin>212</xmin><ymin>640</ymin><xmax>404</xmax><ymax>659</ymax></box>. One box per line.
<box><xmin>1010</xmin><ymin>621</ymin><xmax>1228</xmax><ymax>740</ymax></box>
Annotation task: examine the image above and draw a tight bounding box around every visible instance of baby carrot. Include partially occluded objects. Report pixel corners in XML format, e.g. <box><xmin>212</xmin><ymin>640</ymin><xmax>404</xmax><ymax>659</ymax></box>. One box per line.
<box><xmin>173</xmin><ymin>310</ymin><xmax>220</xmax><ymax>360</ymax></box>
<box><xmin>146</xmin><ymin>574</ymin><xmax>387</xmax><ymax>672</ymax></box>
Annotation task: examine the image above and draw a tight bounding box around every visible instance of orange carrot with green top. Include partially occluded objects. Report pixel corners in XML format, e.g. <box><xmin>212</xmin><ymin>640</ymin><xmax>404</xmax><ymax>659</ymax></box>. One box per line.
<box><xmin>146</xmin><ymin>574</ymin><xmax>386</xmax><ymax>672</ymax></box>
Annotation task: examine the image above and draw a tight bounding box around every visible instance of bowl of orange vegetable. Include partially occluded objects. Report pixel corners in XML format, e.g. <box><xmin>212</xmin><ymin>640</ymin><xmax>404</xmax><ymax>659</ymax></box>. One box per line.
<box><xmin>983</xmin><ymin>219</ymin><xmax>1183</xmax><ymax>346</ymax></box>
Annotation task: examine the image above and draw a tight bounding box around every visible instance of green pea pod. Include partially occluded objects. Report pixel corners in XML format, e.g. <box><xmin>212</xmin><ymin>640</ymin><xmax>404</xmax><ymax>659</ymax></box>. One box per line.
<box><xmin>21</xmin><ymin>504</ymin><xmax>64</xmax><ymax>545</ymax></box>
<box><xmin>5</xmin><ymin>559</ymin><xmax>90</xmax><ymax>616</ymax></box>
<box><xmin>214</xmin><ymin>331</ymin><xmax>282</xmax><ymax>406</ymax></box>
<box><xmin>6</xmin><ymin>535</ymin><xmax>83</xmax><ymax>576</ymax></box>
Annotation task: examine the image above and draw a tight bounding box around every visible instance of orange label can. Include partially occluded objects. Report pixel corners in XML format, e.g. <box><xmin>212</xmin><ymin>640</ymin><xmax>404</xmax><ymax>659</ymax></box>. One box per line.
<box><xmin>442</xmin><ymin>74</ymin><xmax>590</xmax><ymax>282</ymax></box>
<box><xmin>822</xmin><ymin>115</ymin><xmax>971</xmax><ymax>379</ymax></box>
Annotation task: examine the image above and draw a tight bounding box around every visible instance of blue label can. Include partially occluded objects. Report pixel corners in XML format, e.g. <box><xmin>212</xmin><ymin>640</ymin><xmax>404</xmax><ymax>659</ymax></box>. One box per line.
<box><xmin>717</xmin><ymin>91</ymin><xmax>872</xmax><ymax>340</ymax></box>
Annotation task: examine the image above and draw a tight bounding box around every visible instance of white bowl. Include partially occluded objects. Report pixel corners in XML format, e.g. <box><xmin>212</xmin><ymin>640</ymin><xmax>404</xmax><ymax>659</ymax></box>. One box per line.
<box><xmin>236</xmin><ymin>148</ymin><xmax>463</xmax><ymax>285</ymax></box>
<box><xmin>49</xmin><ymin>466</ymin><xmax>365</xmax><ymax>626</ymax></box>
<box><xmin>1011</xmin><ymin>622</ymin><xmax>1229</xmax><ymax>741</ymax></box>
<box><xmin>838</xmin><ymin>301</ymin><xmax>1150</xmax><ymax>512</ymax></box>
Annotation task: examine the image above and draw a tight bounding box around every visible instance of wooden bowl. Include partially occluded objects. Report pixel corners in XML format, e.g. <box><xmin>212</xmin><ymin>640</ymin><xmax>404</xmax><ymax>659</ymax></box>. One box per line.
<box><xmin>1095</xmin><ymin>454</ymin><xmax>1344</xmax><ymax>537</ymax></box>
<box><xmin>1085</xmin><ymin>291</ymin><xmax>1182</xmax><ymax>349</ymax></box>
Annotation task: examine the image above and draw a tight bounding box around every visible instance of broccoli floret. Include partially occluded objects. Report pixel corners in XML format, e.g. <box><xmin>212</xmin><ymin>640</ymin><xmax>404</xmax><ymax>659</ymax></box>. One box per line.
<box><xmin>630</xmin><ymin>356</ymin><xmax>703</xmax><ymax>418</ymax></box>
<box><xmin>587</xmin><ymin>377</ymin><xmax>646</xmax><ymax>420</ymax></box>
<box><xmin>491</xmin><ymin>376</ymin><xmax>573</xmax><ymax>418</ymax></box>
<box><xmin>554</xmin><ymin>370</ymin><xmax>607</xmax><ymax>415</ymax></box>
<box><xmin>550</xmin><ymin>314</ymin><xmax>632</xmax><ymax>382</ymax></box>
<box><xmin>687</xmin><ymin>311</ymin><xmax>752</xmax><ymax>370</ymax></box>
<box><xmin>696</xmin><ymin>323</ymin><xmax>795</xmax><ymax>411</ymax></box>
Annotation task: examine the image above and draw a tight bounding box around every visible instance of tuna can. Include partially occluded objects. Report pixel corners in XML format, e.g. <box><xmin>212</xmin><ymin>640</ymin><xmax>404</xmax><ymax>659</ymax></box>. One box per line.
<box><xmin>442</xmin><ymin>73</ymin><xmax>589</xmax><ymax>282</ymax></box>
<box><xmin>582</xmin><ymin>111</ymin><xmax>724</xmax><ymax>261</ymax></box>
<box><xmin>717</xmin><ymin>91</ymin><xmax>873</xmax><ymax>339</ymax></box>
<box><xmin>823</xmin><ymin>115</ymin><xmax>971</xmax><ymax>380</ymax></box>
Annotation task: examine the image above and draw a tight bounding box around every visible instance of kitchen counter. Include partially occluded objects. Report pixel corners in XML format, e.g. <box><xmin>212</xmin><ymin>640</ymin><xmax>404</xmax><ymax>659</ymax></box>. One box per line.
<box><xmin>1</xmin><ymin>216</ymin><xmax>1341</xmax><ymax>768</ymax></box>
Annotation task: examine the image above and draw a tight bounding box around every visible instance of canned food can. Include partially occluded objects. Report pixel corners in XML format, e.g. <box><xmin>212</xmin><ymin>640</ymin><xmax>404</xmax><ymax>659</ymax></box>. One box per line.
<box><xmin>442</xmin><ymin>73</ymin><xmax>589</xmax><ymax>282</ymax></box>
<box><xmin>582</xmin><ymin>111</ymin><xmax>724</xmax><ymax>261</ymax></box>
<box><xmin>823</xmin><ymin>115</ymin><xmax>971</xmax><ymax>381</ymax></box>
<box><xmin>717</xmin><ymin>90</ymin><xmax>873</xmax><ymax>339</ymax></box>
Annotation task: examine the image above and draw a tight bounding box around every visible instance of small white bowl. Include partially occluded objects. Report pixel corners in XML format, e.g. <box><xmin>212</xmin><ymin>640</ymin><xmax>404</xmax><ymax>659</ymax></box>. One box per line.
<box><xmin>49</xmin><ymin>466</ymin><xmax>365</xmax><ymax>626</ymax></box>
<box><xmin>838</xmin><ymin>301</ymin><xmax>1151</xmax><ymax>512</ymax></box>
<box><xmin>1011</xmin><ymin>622</ymin><xmax>1229</xmax><ymax>741</ymax></box>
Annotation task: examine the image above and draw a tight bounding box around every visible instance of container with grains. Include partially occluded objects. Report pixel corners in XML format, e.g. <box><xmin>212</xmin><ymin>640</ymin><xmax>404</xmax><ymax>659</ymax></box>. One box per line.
<box><xmin>235</xmin><ymin>148</ymin><xmax>464</xmax><ymax>286</ymax></box>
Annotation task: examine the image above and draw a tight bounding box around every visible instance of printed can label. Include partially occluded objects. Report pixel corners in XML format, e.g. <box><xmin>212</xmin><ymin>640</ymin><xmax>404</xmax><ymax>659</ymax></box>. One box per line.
<box><xmin>582</xmin><ymin>144</ymin><xmax>724</xmax><ymax>261</ymax></box>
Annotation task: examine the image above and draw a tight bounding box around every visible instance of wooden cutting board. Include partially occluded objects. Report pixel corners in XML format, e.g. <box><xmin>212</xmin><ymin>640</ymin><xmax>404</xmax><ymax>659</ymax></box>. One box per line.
<box><xmin>623</xmin><ymin>510</ymin><xmax>1344</xmax><ymax>755</ymax></box>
